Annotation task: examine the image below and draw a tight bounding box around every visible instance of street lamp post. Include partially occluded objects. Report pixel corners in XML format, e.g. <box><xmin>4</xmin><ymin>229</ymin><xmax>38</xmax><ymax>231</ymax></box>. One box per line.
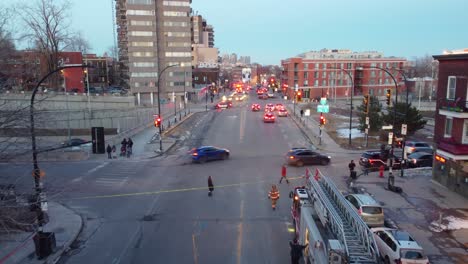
<box><xmin>359</xmin><ymin>66</ymin><xmax>399</xmax><ymax>172</ymax></box>
<box><xmin>393</xmin><ymin>68</ymin><xmax>409</xmax><ymax>177</ymax></box>
<box><xmin>157</xmin><ymin>64</ymin><xmax>179</xmax><ymax>152</ymax></box>
<box><xmin>30</xmin><ymin>64</ymin><xmax>89</xmax><ymax>256</ymax></box>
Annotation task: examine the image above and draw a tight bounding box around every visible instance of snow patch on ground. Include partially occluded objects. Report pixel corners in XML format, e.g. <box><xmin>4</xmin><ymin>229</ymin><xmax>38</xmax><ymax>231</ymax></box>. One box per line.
<box><xmin>429</xmin><ymin>215</ymin><xmax>468</xmax><ymax>232</ymax></box>
<box><xmin>336</xmin><ymin>128</ymin><xmax>364</xmax><ymax>139</ymax></box>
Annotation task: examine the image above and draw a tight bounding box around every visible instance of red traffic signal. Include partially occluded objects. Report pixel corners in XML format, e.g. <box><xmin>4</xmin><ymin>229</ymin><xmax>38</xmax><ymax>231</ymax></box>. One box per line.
<box><xmin>319</xmin><ymin>113</ymin><xmax>326</xmax><ymax>125</ymax></box>
<box><xmin>154</xmin><ymin>116</ymin><xmax>162</xmax><ymax>127</ymax></box>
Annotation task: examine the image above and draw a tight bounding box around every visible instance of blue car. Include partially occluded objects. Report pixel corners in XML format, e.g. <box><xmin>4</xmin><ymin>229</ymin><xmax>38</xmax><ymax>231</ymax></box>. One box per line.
<box><xmin>191</xmin><ymin>146</ymin><xmax>230</xmax><ymax>163</ymax></box>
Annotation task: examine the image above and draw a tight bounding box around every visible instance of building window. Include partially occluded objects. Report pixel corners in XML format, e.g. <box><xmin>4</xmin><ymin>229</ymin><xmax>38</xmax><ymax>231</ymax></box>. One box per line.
<box><xmin>165</xmin><ymin>32</ymin><xmax>189</xmax><ymax>37</ymax></box>
<box><xmin>371</xmin><ymin>71</ymin><xmax>376</xmax><ymax>77</ymax></box>
<box><xmin>132</xmin><ymin>62</ymin><xmax>155</xmax><ymax>67</ymax></box>
<box><xmin>130</xmin><ymin>20</ymin><xmax>153</xmax><ymax>26</ymax></box>
<box><xmin>131</xmin><ymin>72</ymin><xmax>157</xmax><ymax>77</ymax></box>
<box><xmin>322</xmin><ymin>80</ymin><xmax>327</xmax><ymax>86</ymax></box>
<box><xmin>445</xmin><ymin>118</ymin><xmax>453</xmax><ymax>138</ymax></box>
<box><xmin>165</xmin><ymin>52</ymin><xmax>191</xmax><ymax>57</ymax></box>
<box><xmin>164</xmin><ymin>21</ymin><xmax>189</xmax><ymax>27</ymax></box>
<box><xmin>347</xmin><ymin>63</ymin><xmax>352</xmax><ymax>69</ymax></box>
<box><xmin>163</xmin><ymin>1</ymin><xmax>190</xmax><ymax>6</ymax></box>
<box><xmin>132</xmin><ymin>52</ymin><xmax>154</xmax><ymax>57</ymax></box>
<box><xmin>304</xmin><ymin>64</ymin><xmax>308</xmax><ymax>70</ymax></box>
<box><xmin>323</xmin><ymin>63</ymin><xmax>327</xmax><ymax>70</ymax></box>
<box><xmin>163</xmin><ymin>11</ymin><xmax>188</xmax><ymax>17</ymax></box>
<box><xmin>167</xmin><ymin>42</ymin><xmax>191</xmax><ymax>47</ymax></box>
<box><xmin>463</xmin><ymin>121</ymin><xmax>468</xmax><ymax>144</ymax></box>
<box><xmin>127</xmin><ymin>10</ymin><xmax>155</xmax><ymax>16</ymax></box>
<box><xmin>131</xmin><ymin>41</ymin><xmax>153</xmax><ymax>47</ymax></box>
<box><xmin>314</xmin><ymin>80</ymin><xmax>318</xmax><ymax>86</ymax></box>
<box><xmin>128</xmin><ymin>0</ymin><xmax>153</xmax><ymax>4</ymax></box>
<box><xmin>169</xmin><ymin>72</ymin><xmax>186</xmax><ymax>77</ymax></box>
<box><xmin>315</xmin><ymin>63</ymin><xmax>319</xmax><ymax>69</ymax></box>
<box><xmin>322</xmin><ymin>71</ymin><xmax>326</xmax><ymax>78</ymax></box>
<box><xmin>304</xmin><ymin>72</ymin><xmax>308</xmax><ymax>79</ymax></box>
<box><xmin>379</xmin><ymin>79</ymin><xmax>382</xmax><ymax>85</ymax></box>
<box><xmin>304</xmin><ymin>80</ymin><xmax>308</xmax><ymax>86</ymax></box>
<box><xmin>314</xmin><ymin>71</ymin><xmax>318</xmax><ymax>78</ymax></box>
<box><xmin>129</xmin><ymin>31</ymin><xmax>153</xmax><ymax>36</ymax></box>
<box><xmin>447</xmin><ymin>76</ymin><xmax>456</xmax><ymax>100</ymax></box>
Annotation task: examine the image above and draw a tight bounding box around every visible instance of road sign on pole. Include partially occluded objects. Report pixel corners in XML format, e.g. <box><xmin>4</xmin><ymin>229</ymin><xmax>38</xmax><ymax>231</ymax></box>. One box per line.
<box><xmin>305</xmin><ymin>109</ymin><xmax>311</xmax><ymax>116</ymax></box>
<box><xmin>401</xmin><ymin>124</ymin><xmax>407</xmax><ymax>136</ymax></box>
<box><xmin>382</xmin><ymin>125</ymin><xmax>393</xmax><ymax>130</ymax></box>
<box><xmin>388</xmin><ymin>132</ymin><xmax>393</xmax><ymax>145</ymax></box>
<box><xmin>365</xmin><ymin>117</ymin><xmax>369</xmax><ymax>125</ymax></box>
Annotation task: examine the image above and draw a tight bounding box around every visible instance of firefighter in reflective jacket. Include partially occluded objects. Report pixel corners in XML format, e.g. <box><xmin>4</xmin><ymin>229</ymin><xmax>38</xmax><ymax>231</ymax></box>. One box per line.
<box><xmin>268</xmin><ymin>185</ymin><xmax>280</xmax><ymax>210</ymax></box>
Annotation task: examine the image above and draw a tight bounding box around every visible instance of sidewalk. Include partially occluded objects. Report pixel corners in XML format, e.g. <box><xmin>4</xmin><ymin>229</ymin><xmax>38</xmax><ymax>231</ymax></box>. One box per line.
<box><xmin>0</xmin><ymin>202</ymin><xmax>82</xmax><ymax>264</ymax></box>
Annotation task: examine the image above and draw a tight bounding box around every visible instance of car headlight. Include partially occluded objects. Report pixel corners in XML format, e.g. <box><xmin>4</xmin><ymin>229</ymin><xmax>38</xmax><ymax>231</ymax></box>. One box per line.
<box><xmin>328</xmin><ymin>156</ymin><xmax>331</xmax><ymax>159</ymax></box>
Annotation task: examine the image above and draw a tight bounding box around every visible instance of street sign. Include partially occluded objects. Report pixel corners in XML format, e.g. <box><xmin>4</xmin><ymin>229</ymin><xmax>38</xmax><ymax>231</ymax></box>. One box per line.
<box><xmin>295</xmin><ymin>84</ymin><xmax>298</xmax><ymax>91</ymax></box>
<box><xmin>382</xmin><ymin>125</ymin><xmax>393</xmax><ymax>130</ymax></box>
<box><xmin>365</xmin><ymin>128</ymin><xmax>369</xmax><ymax>134</ymax></box>
<box><xmin>401</xmin><ymin>124</ymin><xmax>407</xmax><ymax>136</ymax></box>
<box><xmin>317</xmin><ymin>105</ymin><xmax>329</xmax><ymax>113</ymax></box>
<box><xmin>305</xmin><ymin>109</ymin><xmax>311</xmax><ymax>116</ymax></box>
<box><xmin>365</xmin><ymin>117</ymin><xmax>369</xmax><ymax>125</ymax></box>
<box><xmin>320</xmin><ymin>97</ymin><xmax>327</xmax><ymax>105</ymax></box>
<box><xmin>388</xmin><ymin>132</ymin><xmax>393</xmax><ymax>145</ymax></box>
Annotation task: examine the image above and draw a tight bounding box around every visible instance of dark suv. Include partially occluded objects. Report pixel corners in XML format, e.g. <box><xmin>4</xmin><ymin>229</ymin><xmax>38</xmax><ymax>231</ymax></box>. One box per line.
<box><xmin>359</xmin><ymin>150</ymin><xmax>402</xmax><ymax>171</ymax></box>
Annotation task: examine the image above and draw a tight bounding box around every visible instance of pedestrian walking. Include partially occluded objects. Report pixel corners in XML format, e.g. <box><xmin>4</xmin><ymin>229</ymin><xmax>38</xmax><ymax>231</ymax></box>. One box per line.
<box><xmin>106</xmin><ymin>144</ymin><xmax>112</xmax><ymax>159</ymax></box>
<box><xmin>289</xmin><ymin>238</ymin><xmax>308</xmax><ymax>264</ymax></box>
<box><xmin>348</xmin><ymin>160</ymin><xmax>356</xmax><ymax>172</ymax></box>
<box><xmin>279</xmin><ymin>164</ymin><xmax>289</xmax><ymax>184</ymax></box>
<box><xmin>127</xmin><ymin>138</ymin><xmax>134</xmax><ymax>157</ymax></box>
<box><xmin>111</xmin><ymin>145</ymin><xmax>116</xmax><ymax>159</ymax></box>
<box><xmin>208</xmin><ymin>176</ymin><xmax>214</xmax><ymax>196</ymax></box>
<box><xmin>120</xmin><ymin>138</ymin><xmax>127</xmax><ymax>156</ymax></box>
<box><xmin>300</xmin><ymin>109</ymin><xmax>304</xmax><ymax>117</ymax></box>
<box><xmin>268</xmin><ymin>185</ymin><xmax>280</xmax><ymax>210</ymax></box>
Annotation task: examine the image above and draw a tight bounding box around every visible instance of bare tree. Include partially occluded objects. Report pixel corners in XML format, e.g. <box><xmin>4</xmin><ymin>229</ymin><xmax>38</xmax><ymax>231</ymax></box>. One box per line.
<box><xmin>18</xmin><ymin>0</ymin><xmax>72</xmax><ymax>89</ymax></box>
<box><xmin>64</xmin><ymin>31</ymin><xmax>91</xmax><ymax>54</ymax></box>
<box><xmin>0</xmin><ymin>4</ymin><xmax>17</xmax><ymax>91</ymax></box>
<box><xmin>408</xmin><ymin>54</ymin><xmax>438</xmax><ymax>78</ymax></box>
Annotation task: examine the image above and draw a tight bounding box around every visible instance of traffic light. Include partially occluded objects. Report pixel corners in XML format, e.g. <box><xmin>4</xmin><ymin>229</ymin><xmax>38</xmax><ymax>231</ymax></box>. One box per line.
<box><xmin>386</xmin><ymin>89</ymin><xmax>391</xmax><ymax>106</ymax></box>
<box><xmin>296</xmin><ymin>90</ymin><xmax>302</xmax><ymax>102</ymax></box>
<box><xmin>363</xmin><ymin>95</ymin><xmax>369</xmax><ymax>113</ymax></box>
<box><xmin>319</xmin><ymin>113</ymin><xmax>326</xmax><ymax>125</ymax></box>
<box><xmin>154</xmin><ymin>116</ymin><xmax>162</xmax><ymax>127</ymax></box>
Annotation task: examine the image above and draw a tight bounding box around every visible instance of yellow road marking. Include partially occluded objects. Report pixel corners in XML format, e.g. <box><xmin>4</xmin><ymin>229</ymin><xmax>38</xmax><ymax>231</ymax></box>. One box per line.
<box><xmin>69</xmin><ymin>176</ymin><xmax>307</xmax><ymax>201</ymax></box>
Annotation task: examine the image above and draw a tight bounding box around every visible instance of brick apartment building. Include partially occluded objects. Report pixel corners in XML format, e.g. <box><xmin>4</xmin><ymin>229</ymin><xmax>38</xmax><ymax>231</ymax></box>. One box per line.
<box><xmin>281</xmin><ymin>49</ymin><xmax>406</xmax><ymax>101</ymax></box>
<box><xmin>432</xmin><ymin>49</ymin><xmax>468</xmax><ymax>198</ymax></box>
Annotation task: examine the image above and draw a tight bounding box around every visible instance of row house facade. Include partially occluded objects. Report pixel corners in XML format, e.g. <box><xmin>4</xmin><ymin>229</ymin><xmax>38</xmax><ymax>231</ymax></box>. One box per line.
<box><xmin>281</xmin><ymin>49</ymin><xmax>406</xmax><ymax>101</ymax></box>
<box><xmin>432</xmin><ymin>51</ymin><xmax>468</xmax><ymax>198</ymax></box>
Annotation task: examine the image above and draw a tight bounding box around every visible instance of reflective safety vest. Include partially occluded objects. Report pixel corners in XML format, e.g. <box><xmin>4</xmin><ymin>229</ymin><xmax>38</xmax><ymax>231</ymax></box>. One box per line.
<box><xmin>269</xmin><ymin>190</ymin><xmax>280</xmax><ymax>200</ymax></box>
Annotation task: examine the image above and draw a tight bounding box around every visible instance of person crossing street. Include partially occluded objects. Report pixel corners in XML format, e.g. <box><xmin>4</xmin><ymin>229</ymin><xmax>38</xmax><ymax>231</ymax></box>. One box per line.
<box><xmin>279</xmin><ymin>164</ymin><xmax>289</xmax><ymax>184</ymax></box>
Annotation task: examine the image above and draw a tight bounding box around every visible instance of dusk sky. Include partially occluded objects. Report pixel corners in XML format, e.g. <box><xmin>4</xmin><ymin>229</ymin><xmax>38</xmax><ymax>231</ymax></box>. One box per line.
<box><xmin>67</xmin><ymin>0</ymin><xmax>468</xmax><ymax>65</ymax></box>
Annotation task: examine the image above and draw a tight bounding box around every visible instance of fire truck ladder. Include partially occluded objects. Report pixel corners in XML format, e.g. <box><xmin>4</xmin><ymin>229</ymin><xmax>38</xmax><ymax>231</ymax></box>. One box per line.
<box><xmin>308</xmin><ymin>170</ymin><xmax>380</xmax><ymax>264</ymax></box>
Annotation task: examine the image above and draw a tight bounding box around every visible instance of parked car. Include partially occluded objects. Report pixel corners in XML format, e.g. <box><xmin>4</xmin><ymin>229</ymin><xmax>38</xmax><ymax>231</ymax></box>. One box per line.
<box><xmin>61</xmin><ymin>138</ymin><xmax>89</xmax><ymax>147</ymax></box>
<box><xmin>404</xmin><ymin>141</ymin><xmax>433</xmax><ymax>156</ymax></box>
<box><xmin>286</xmin><ymin>148</ymin><xmax>330</xmax><ymax>166</ymax></box>
<box><xmin>190</xmin><ymin>146</ymin><xmax>230</xmax><ymax>163</ymax></box>
<box><xmin>372</xmin><ymin>227</ymin><xmax>429</xmax><ymax>264</ymax></box>
<box><xmin>359</xmin><ymin>150</ymin><xmax>402</xmax><ymax>171</ymax></box>
<box><xmin>263</xmin><ymin>112</ymin><xmax>276</xmax><ymax>123</ymax></box>
<box><xmin>407</xmin><ymin>152</ymin><xmax>433</xmax><ymax>168</ymax></box>
<box><xmin>108</xmin><ymin>86</ymin><xmax>127</xmax><ymax>95</ymax></box>
<box><xmin>345</xmin><ymin>194</ymin><xmax>385</xmax><ymax>227</ymax></box>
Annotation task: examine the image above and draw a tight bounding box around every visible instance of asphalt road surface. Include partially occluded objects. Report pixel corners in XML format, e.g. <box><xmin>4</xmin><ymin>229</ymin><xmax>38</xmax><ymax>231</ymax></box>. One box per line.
<box><xmin>1</xmin><ymin>94</ymin><xmax>351</xmax><ymax>264</ymax></box>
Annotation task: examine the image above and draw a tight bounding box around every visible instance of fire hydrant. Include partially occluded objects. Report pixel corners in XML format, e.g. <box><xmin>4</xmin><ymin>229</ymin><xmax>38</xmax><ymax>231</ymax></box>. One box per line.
<box><xmin>379</xmin><ymin>165</ymin><xmax>385</xmax><ymax>178</ymax></box>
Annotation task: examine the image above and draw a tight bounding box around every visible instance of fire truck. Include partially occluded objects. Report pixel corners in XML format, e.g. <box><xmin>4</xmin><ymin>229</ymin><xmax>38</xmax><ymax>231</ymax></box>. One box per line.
<box><xmin>290</xmin><ymin>169</ymin><xmax>380</xmax><ymax>264</ymax></box>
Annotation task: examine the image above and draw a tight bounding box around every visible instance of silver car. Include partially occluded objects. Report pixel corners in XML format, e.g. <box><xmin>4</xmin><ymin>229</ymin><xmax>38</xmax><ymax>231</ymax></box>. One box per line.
<box><xmin>345</xmin><ymin>194</ymin><xmax>384</xmax><ymax>227</ymax></box>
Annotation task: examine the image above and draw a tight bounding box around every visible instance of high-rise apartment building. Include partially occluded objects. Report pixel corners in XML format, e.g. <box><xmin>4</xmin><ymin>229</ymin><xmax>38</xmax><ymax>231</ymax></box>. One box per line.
<box><xmin>116</xmin><ymin>0</ymin><xmax>192</xmax><ymax>106</ymax></box>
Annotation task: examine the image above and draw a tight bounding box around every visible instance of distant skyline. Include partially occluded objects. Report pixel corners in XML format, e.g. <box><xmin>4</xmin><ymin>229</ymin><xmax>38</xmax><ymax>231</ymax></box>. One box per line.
<box><xmin>64</xmin><ymin>0</ymin><xmax>468</xmax><ymax>64</ymax></box>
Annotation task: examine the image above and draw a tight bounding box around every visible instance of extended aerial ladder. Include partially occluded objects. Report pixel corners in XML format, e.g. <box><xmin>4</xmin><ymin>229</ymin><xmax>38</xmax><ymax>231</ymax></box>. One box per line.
<box><xmin>303</xmin><ymin>169</ymin><xmax>380</xmax><ymax>264</ymax></box>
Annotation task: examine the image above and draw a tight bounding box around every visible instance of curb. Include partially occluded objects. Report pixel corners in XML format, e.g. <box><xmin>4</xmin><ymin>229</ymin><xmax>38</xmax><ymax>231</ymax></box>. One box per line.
<box><xmin>161</xmin><ymin>112</ymin><xmax>195</xmax><ymax>136</ymax></box>
<box><xmin>49</xmin><ymin>202</ymin><xmax>84</xmax><ymax>264</ymax></box>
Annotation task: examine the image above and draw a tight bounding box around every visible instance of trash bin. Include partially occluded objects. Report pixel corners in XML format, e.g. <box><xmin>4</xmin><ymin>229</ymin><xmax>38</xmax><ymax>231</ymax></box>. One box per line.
<box><xmin>33</xmin><ymin>231</ymin><xmax>56</xmax><ymax>259</ymax></box>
